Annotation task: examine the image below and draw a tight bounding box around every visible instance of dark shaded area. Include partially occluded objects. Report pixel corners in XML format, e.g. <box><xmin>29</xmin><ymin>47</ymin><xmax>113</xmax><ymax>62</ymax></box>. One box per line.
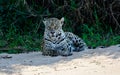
<box><xmin>0</xmin><ymin>0</ymin><xmax>120</xmax><ymax>35</ymax></box>
<box><xmin>26</xmin><ymin>0</ymin><xmax>120</xmax><ymax>34</ymax></box>
<box><xmin>0</xmin><ymin>0</ymin><xmax>120</xmax><ymax>53</ymax></box>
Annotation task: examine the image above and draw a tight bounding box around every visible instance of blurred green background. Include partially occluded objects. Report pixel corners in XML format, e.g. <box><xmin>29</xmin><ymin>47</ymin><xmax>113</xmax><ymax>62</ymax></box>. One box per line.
<box><xmin>0</xmin><ymin>0</ymin><xmax>120</xmax><ymax>53</ymax></box>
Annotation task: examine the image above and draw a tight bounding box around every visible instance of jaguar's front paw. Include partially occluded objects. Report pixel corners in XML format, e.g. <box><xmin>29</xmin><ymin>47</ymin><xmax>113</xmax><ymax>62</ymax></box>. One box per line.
<box><xmin>42</xmin><ymin>50</ymin><xmax>59</xmax><ymax>57</ymax></box>
<box><xmin>73</xmin><ymin>47</ymin><xmax>85</xmax><ymax>52</ymax></box>
<box><xmin>61</xmin><ymin>53</ymin><xmax>73</xmax><ymax>57</ymax></box>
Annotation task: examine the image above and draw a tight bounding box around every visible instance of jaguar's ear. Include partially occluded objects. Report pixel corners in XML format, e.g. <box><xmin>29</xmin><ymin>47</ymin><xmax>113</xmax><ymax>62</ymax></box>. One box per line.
<box><xmin>43</xmin><ymin>18</ymin><xmax>47</xmax><ymax>25</ymax></box>
<box><xmin>60</xmin><ymin>17</ymin><xmax>64</xmax><ymax>25</ymax></box>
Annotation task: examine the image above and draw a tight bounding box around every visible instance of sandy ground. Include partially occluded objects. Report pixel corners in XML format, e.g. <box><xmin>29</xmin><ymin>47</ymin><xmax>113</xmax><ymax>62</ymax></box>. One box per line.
<box><xmin>0</xmin><ymin>45</ymin><xmax>120</xmax><ymax>75</ymax></box>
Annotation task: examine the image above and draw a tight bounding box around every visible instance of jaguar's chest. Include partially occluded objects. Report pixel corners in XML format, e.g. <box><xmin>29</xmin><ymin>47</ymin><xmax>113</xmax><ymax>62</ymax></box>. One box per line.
<box><xmin>45</xmin><ymin>32</ymin><xmax>66</xmax><ymax>44</ymax></box>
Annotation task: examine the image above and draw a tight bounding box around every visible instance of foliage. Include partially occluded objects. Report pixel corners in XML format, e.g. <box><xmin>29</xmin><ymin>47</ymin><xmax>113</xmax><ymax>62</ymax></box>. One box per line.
<box><xmin>82</xmin><ymin>24</ymin><xmax>120</xmax><ymax>48</ymax></box>
<box><xmin>0</xmin><ymin>0</ymin><xmax>120</xmax><ymax>53</ymax></box>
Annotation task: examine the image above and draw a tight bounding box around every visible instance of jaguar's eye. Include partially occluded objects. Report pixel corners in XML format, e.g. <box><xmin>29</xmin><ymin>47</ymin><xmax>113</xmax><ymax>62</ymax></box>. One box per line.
<box><xmin>55</xmin><ymin>26</ymin><xmax>58</xmax><ymax>29</ymax></box>
<box><xmin>47</xmin><ymin>27</ymin><xmax>51</xmax><ymax>30</ymax></box>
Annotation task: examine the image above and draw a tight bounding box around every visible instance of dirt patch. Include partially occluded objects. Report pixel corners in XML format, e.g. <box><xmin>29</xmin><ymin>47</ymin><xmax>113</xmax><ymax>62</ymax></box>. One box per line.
<box><xmin>0</xmin><ymin>44</ymin><xmax>120</xmax><ymax>75</ymax></box>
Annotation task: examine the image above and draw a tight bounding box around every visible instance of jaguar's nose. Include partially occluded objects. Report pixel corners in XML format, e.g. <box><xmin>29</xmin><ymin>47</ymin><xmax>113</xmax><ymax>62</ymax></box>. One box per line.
<box><xmin>51</xmin><ymin>31</ymin><xmax>55</xmax><ymax>34</ymax></box>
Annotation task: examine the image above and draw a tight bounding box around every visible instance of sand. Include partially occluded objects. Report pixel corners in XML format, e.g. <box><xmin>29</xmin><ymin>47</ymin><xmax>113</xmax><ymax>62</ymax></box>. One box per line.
<box><xmin>0</xmin><ymin>44</ymin><xmax>120</xmax><ymax>75</ymax></box>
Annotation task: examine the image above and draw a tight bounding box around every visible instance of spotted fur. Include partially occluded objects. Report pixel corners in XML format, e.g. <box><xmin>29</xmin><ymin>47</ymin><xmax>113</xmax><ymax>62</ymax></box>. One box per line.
<box><xmin>42</xmin><ymin>17</ymin><xmax>87</xmax><ymax>56</ymax></box>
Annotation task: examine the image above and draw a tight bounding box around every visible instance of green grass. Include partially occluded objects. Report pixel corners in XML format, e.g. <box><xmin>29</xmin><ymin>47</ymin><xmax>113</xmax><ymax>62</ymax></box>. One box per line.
<box><xmin>82</xmin><ymin>24</ymin><xmax>120</xmax><ymax>48</ymax></box>
<box><xmin>0</xmin><ymin>27</ymin><xmax>43</xmax><ymax>54</ymax></box>
<box><xmin>81</xmin><ymin>11</ymin><xmax>120</xmax><ymax>48</ymax></box>
<box><xmin>0</xmin><ymin>21</ymin><xmax>120</xmax><ymax>53</ymax></box>
<box><xmin>0</xmin><ymin>34</ymin><xmax>43</xmax><ymax>54</ymax></box>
